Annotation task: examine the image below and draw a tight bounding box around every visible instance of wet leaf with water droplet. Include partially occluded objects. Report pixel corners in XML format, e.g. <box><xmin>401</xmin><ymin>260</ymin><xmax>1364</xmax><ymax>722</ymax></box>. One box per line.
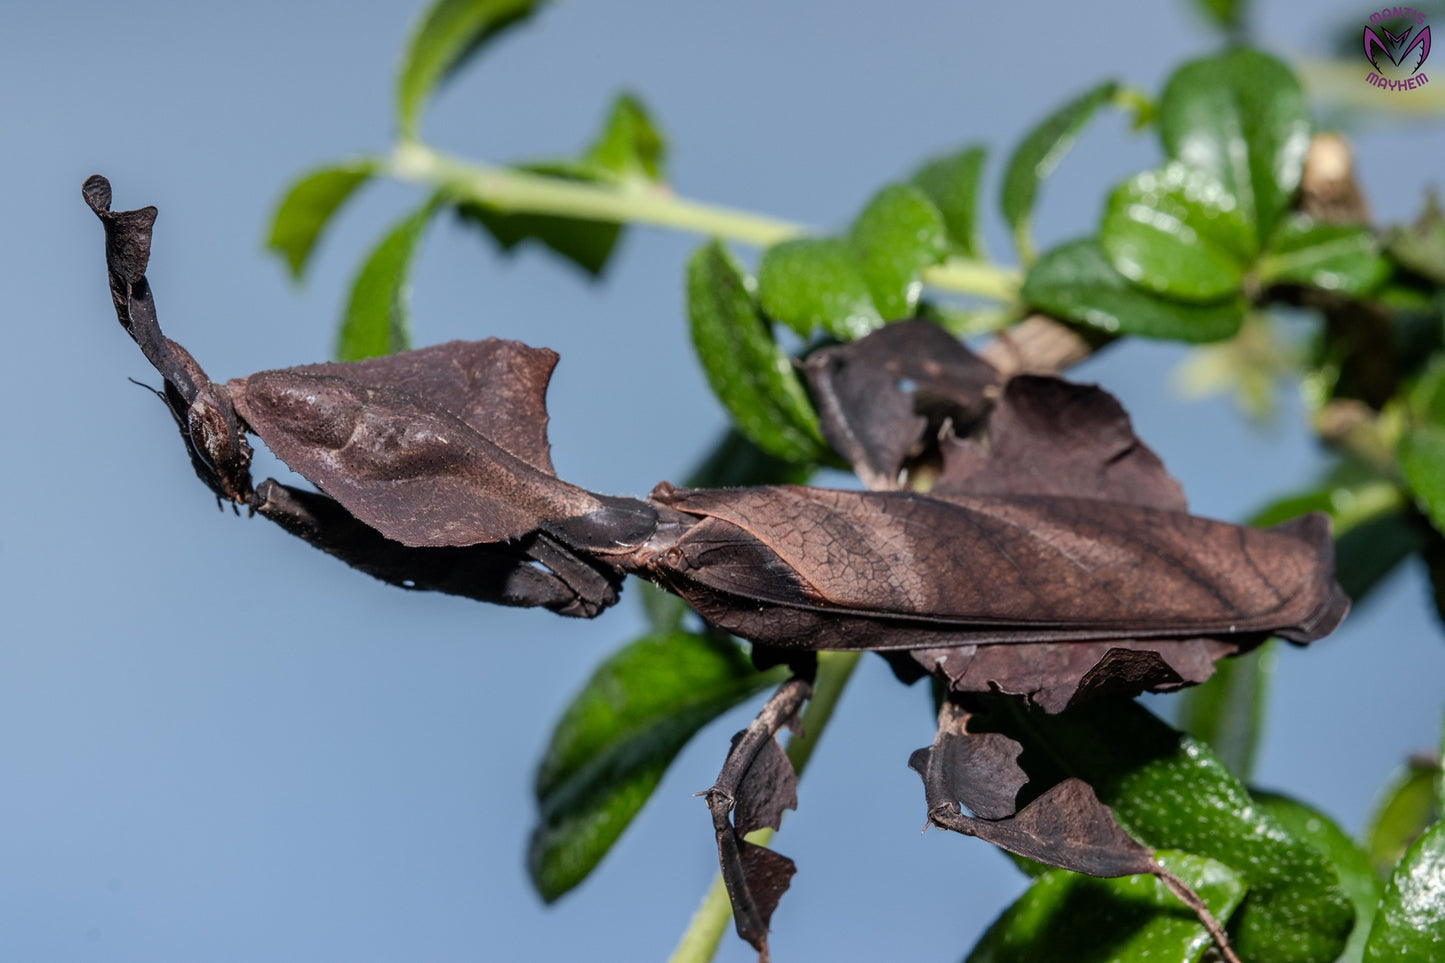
<box><xmin>1158</xmin><ymin>48</ymin><xmax>1310</xmax><ymax>239</ymax></box>
<box><xmin>1023</xmin><ymin>237</ymin><xmax>1244</xmax><ymax>341</ymax></box>
<box><xmin>965</xmin><ymin>851</ymin><xmax>1246</xmax><ymax>963</ymax></box>
<box><xmin>1101</xmin><ymin>163</ymin><xmax>1255</xmax><ymax>302</ymax></box>
<box><xmin>1361</xmin><ymin>820</ymin><xmax>1445</xmax><ymax>961</ymax></box>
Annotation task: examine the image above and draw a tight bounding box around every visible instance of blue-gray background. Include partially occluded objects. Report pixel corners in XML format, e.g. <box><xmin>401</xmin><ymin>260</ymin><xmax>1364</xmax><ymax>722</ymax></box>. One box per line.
<box><xmin>3</xmin><ymin>2</ymin><xmax>1443</xmax><ymax>960</ymax></box>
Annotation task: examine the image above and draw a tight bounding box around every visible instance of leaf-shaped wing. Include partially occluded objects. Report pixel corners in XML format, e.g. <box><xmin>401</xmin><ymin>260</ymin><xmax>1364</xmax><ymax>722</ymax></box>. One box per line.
<box><xmin>643</xmin><ymin>485</ymin><xmax>1346</xmax><ymax>647</ymax></box>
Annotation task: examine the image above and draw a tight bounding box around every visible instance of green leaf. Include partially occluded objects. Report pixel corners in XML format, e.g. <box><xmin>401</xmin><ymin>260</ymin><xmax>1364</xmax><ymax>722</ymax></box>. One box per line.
<box><xmin>582</xmin><ymin>92</ymin><xmax>667</xmax><ymax>184</ymax></box>
<box><xmin>267</xmin><ymin>159</ymin><xmax>381</xmax><ymax>280</ymax></box>
<box><xmin>1191</xmin><ymin>0</ymin><xmax>1249</xmax><ymax>34</ymax></box>
<box><xmin>1438</xmin><ymin>709</ymin><xmax>1445</xmax><ymax>811</ymax></box>
<box><xmin>1177</xmin><ymin>643</ymin><xmax>1275</xmax><ymax>780</ymax></box>
<box><xmin>1364</xmin><ymin>759</ymin><xmax>1442</xmax><ymax>880</ymax></box>
<box><xmin>1158</xmin><ymin>48</ymin><xmax>1311</xmax><ymax>239</ymax></box>
<box><xmin>686</xmin><ymin>241</ymin><xmax>825</xmax><ymax>462</ymax></box>
<box><xmin>1101</xmin><ymin>163</ymin><xmax>1256</xmax><ymax>302</ymax></box>
<box><xmin>1408</xmin><ymin>355</ymin><xmax>1445</xmax><ymax>426</ymax></box>
<box><xmin>985</xmin><ymin>699</ymin><xmax>1355</xmax><ymax>963</ymax></box>
<box><xmin>335</xmin><ymin>198</ymin><xmax>439</xmax><ymax>361</ymax></box>
<box><xmin>529</xmin><ymin>631</ymin><xmax>783</xmax><ymax>901</ymax></box>
<box><xmin>457</xmin><ymin>163</ymin><xmax>622</xmax><ymax>277</ymax></box>
<box><xmin>1399</xmin><ymin>426</ymin><xmax>1445</xmax><ymax>536</ymax></box>
<box><xmin>965</xmin><ymin>851</ymin><xmax>1246</xmax><ymax>963</ymax></box>
<box><xmin>1343</xmin><ymin>510</ymin><xmax>1429</xmax><ymax>601</ymax></box>
<box><xmin>635</xmin><ymin>579</ymin><xmax>687</xmax><ymax>632</ymax></box>
<box><xmin>1362</xmin><ymin>820</ymin><xmax>1445</xmax><ymax>961</ymax></box>
<box><xmin>457</xmin><ymin>94</ymin><xmax>668</xmax><ymax>277</ymax></box>
<box><xmin>848</xmin><ymin>183</ymin><xmax>949</xmax><ymax>319</ymax></box>
<box><xmin>914</xmin><ymin>302</ymin><xmax>1012</xmax><ymax>338</ymax></box>
<box><xmin>911</xmin><ymin>145</ymin><xmax>988</xmax><ymax>259</ymax></box>
<box><xmin>1258</xmin><ymin>216</ymin><xmax>1389</xmax><ymax>296</ymax></box>
<box><xmin>1254</xmin><ymin>792</ymin><xmax>1383</xmax><ymax>963</ymax></box>
<box><xmin>757</xmin><ymin>238</ymin><xmax>882</xmax><ymax>339</ymax></box>
<box><xmin>1023</xmin><ymin>238</ymin><xmax>1244</xmax><ymax>341</ymax></box>
<box><xmin>684</xmin><ymin>427</ymin><xmax>817</xmax><ymax>490</ymax></box>
<box><xmin>1001</xmin><ymin>81</ymin><xmax>1120</xmax><ymax>260</ymax></box>
<box><xmin>396</xmin><ymin>0</ymin><xmax>544</xmax><ymax>139</ymax></box>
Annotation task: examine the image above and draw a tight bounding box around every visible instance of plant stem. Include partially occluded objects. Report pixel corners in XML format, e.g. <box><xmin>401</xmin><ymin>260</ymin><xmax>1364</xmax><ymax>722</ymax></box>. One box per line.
<box><xmin>667</xmin><ymin>651</ymin><xmax>862</xmax><ymax>963</ymax></box>
<box><xmin>390</xmin><ymin>142</ymin><xmax>1021</xmax><ymax>302</ymax></box>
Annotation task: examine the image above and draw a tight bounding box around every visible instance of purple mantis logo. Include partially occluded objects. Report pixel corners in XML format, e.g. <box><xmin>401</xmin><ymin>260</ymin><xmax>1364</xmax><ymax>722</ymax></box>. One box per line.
<box><xmin>1364</xmin><ymin>7</ymin><xmax>1432</xmax><ymax>91</ymax></box>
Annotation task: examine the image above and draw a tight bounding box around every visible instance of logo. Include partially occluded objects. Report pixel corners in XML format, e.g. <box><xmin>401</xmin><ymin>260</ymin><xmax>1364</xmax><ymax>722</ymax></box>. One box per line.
<box><xmin>1364</xmin><ymin>7</ymin><xmax>1431</xmax><ymax>91</ymax></box>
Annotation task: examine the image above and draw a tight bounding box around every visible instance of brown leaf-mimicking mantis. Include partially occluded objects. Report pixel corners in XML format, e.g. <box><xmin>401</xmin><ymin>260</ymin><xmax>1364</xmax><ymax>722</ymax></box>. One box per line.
<box><xmin>86</xmin><ymin>177</ymin><xmax>1347</xmax><ymax>962</ymax></box>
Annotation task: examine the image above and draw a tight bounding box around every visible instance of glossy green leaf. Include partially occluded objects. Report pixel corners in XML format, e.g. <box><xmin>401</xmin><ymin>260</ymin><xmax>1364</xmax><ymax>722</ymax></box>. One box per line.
<box><xmin>396</xmin><ymin>0</ymin><xmax>544</xmax><ymax>139</ymax></box>
<box><xmin>984</xmin><ymin>699</ymin><xmax>1355</xmax><ymax>963</ymax></box>
<box><xmin>1254</xmin><ymin>792</ymin><xmax>1382</xmax><ymax>963</ymax></box>
<box><xmin>757</xmin><ymin>238</ymin><xmax>882</xmax><ymax>339</ymax></box>
<box><xmin>1364</xmin><ymin>759</ymin><xmax>1442</xmax><ymax>880</ymax></box>
<box><xmin>1158</xmin><ymin>48</ymin><xmax>1311</xmax><ymax>239</ymax></box>
<box><xmin>457</xmin><ymin>94</ymin><xmax>667</xmax><ymax>277</ymax></box>
<box><xmin>1399</xmin><ymin>426</ymin><xmax>1445</xmax><ymax>536</ymax></box>
<box><xmin>1362</xmin><ymin>820</ymin><xmax>1445</xmax><ymax>961</ymax></box>
<box><xmin>529</xmin><ymin>631</ymin><xmax>782</xmax><ymax>901</ymax></box>
<box><xmin>1001</xmin><ymin>81</ymin><xmax>1119</xmax><ymax>260</ymax></box>
<box><xmin>1177</xmin><ymin>643</ymin><xmax>1275</xmax><ymax>780</ymax></box>
<box><xmin>965</xmin><ymin>852</ymin><xmax>1246</xmax><ymax>963</ymax></box>
<box><xmin>1259</xmin><ymin>216</ymin><xmax>1389</xmax><ymax>296</ymax></box>
<box><xmin>686</xmin><ymin>241</ymin><xmax>825</xmax><ymax>462</ymax></box>
<box><xmin>911</xmin><ymin>145</ymin><xmax>988</xmax><ymax>259</ymax></box>
<box><xmin>267</xmin><ymin>159</ymin><xmax>381</xmax><ymax>280</ymax></box>
<box><xmin>1101</xmin><ymin>163</ymin><xmax>1256</xmax><ymax>302</ymax></box>
<box><xmin>848</xmin><ymin>183</ymin><xmax>949</xmax><ymax>319</ymax></box>
<box><xmin>1023</xmin><ymin>238</ymin><xmax>1244</xmax><ymax>341</ymax></box>
<box><xmin>335</xmin><ymin>198</ymin><xmax>439</xmax><ymax>361</ymax></box>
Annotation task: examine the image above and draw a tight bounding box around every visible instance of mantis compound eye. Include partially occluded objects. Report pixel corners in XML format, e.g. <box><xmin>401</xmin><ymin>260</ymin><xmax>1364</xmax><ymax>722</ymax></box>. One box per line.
<box><xmin>184</xmin><ymin>384</ymin><xmax>253</xmax><ymax>504</ymax></box>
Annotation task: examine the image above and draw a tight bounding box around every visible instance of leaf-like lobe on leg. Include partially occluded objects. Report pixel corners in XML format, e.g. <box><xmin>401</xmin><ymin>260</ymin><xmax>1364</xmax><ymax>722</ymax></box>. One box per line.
<box><xmin>910</xmin><ymin>702</ymin><xmax>1155</xmax><ymax>876</ymax></box>
<box><xmin>802</xmin><ymin>319</ymin><xmax>1000</xmax><ymax>488</ymax></box>
<box><xmin>912</xmin><ymin>700</ymin><xmax>1243</xmax><ymax>961</ymax></box>
<box><xmin>933</xmin><ymin>374</ymin><xmax>1186</xmax><ymax>509</ymax></box>
<box><xmin>705</xmin><ymin>677</ymin><xmax>809</xmax><ymax>961</ymax></box>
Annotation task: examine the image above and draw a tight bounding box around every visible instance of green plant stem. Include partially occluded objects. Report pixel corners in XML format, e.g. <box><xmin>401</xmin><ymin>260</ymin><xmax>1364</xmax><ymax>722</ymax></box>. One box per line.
<box><xmin>390</xmin><ymin>141</ymin><xmax>1021</xmax><ymax>302</ymax></box>
<box><xmin>667</xmin><ymin>650</ymin><xmax>862</xmax><ymax>963</ymax></box>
